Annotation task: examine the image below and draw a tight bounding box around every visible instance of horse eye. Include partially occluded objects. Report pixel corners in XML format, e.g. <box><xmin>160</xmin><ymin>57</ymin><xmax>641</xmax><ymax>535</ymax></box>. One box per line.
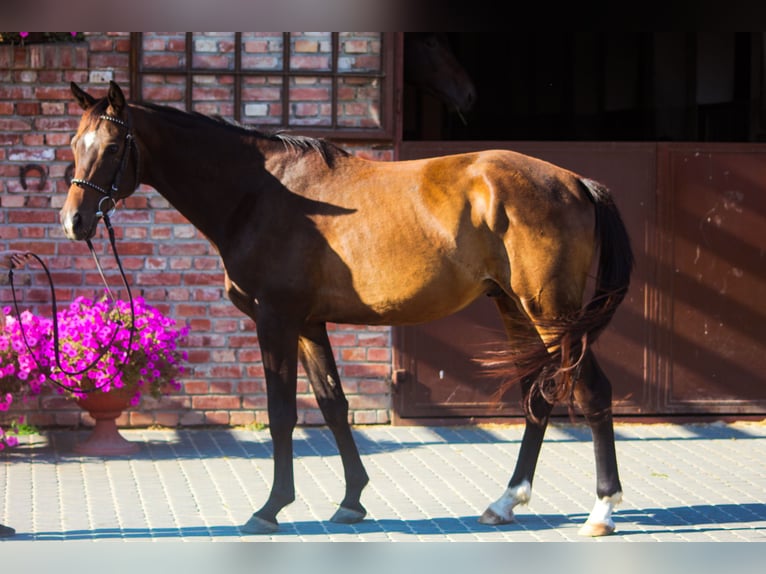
<box><xmin>106</xmin><ymin>143</ymin><xmax>119</xmax><ymax>154</ymax></box>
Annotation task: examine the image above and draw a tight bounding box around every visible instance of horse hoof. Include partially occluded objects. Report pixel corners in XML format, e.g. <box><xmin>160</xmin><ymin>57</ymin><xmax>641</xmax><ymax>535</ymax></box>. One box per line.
<box><xmin>331</xmin><ymin>506</ymin><xmax>366</xmax><ymax>524</ymax></box>
<box><xmin>0</xmin><ymin>524</ymin><xmax>15</xmax><ymax>538</ymax></box>
<box><xmin>578</xmin><ymin>522</ymin><xmax>615</xmax><ymax>537</ymax></box>
<box><xmin>240</xmin><ymin>514</ymin><xmax>279</xmax><ymax>534</ymax></box>
<box><xmin>478</xmin><ymin>508</ymin><xmax>514</xmax><ymax>525</ymax></box>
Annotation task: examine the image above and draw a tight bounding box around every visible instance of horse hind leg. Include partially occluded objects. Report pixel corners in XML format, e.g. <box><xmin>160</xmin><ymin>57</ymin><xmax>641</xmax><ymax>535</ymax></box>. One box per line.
<box><xmin>478</xmin><ymin>293</ymin><xmax>555</xmax><ymax>526</ymax></box>
<box><xmin>501</xmin><ymin>289</ymin><xmax>623</xmax><ymax>537</ymax></box>
<box><xmin>573</xmin><ymin>349</ymin><xmax>623</xmax><ymax>536</ymax></box>
<box><xmin>514</xmin><ymin>303</ymin><xmax>622</xmax><ymax>537</ymax></box>
<box><xmin>298</xmin><ymin>323</ymin><xmax>369</xmax><ymax>524</ymax></box>
<box><xmin>479</xmin><ymin>376</ymin><xmax>554</xmax><ymax>525</ymax></box>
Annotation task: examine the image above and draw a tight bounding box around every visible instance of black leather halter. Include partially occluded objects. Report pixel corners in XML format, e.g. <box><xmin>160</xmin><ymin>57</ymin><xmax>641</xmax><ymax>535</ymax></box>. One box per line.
<box><xmin>70</xmin><ymin>112</ymin><xmax>140</xmax><ymax>218</ymax></box>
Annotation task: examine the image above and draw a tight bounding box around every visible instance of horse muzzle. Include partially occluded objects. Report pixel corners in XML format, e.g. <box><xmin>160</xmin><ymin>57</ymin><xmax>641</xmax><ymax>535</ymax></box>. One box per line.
<box><xmin>60</xmin><ymin>196</ymin><xmax>99</xmax><ymax>241</ymax></box>
<box><xmin>60</xmin><ymin>209</ymin><xmax>94</xmax><ymax>241</ymax></box>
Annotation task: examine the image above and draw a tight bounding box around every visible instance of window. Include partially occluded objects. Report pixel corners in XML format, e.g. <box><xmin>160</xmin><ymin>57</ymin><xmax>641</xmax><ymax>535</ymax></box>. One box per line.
<box><xmin>131</xmin><ymin>32</ymin><xmax>395</xmax><ymax>139</ymax></box>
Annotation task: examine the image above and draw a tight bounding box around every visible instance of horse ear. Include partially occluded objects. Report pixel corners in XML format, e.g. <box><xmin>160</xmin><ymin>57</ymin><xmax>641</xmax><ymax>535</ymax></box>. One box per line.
<box><xmin>71</xmin><ymin>82</ymin><xmax>96</xmax><ymax>110</ymax></box>
<box><xmin>107</xmin><ymin>80</ymin><xmax>126</xmax><ymax>116</ymax></box>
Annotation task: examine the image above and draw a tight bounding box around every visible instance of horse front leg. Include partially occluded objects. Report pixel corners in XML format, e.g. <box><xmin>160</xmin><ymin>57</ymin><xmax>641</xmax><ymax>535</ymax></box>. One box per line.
<box><xmin>299</xmin><ymin>323</ymin><xmax>369</xmax><ymax>524</ymax></box>
<box><xmin>479</xmin><ymin>376</ymin><xmax>553</xmax><ymax>525</ymax></box>
<box><xmin>240</xmin><ymin>311</ymin><xmax>300</xmax><ymax>535</ymax></box>
<box><xmin>573</xmin><ymin>350</ymin><xmax>623</xmax><ymax>537</ymax></box>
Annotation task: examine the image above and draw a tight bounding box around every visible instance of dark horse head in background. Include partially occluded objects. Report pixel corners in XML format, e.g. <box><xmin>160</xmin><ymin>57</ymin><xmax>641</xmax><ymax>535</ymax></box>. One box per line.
<box><xmin>404</xmin><ymin>33</ymin><xmax>477</xmax><ymax>120</ymax></box>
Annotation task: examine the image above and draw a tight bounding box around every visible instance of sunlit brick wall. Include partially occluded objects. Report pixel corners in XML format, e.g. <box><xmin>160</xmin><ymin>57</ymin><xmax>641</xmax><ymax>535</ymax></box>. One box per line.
<box><xmin>0</xmin><ymin>32</ymin><xmax>394</xmax><ymax>430</ymax></box>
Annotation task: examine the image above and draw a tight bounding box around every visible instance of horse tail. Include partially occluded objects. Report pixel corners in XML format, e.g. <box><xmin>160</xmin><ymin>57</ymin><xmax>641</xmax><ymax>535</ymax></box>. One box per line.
<box><xmin>483</xmin><ymin>178</ymin><xmax>634</xmax><ymax>419</ymax></box>
<box><xmin>577</xmin><ymin>178</ymin><xmax>634</xmax><ymax>342</ymax></box>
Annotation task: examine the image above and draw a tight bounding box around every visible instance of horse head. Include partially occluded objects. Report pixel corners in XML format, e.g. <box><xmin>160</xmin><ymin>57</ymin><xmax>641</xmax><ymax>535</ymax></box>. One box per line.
<box><xmin>404</xmin><ymin>33</ymin><xmax>477</xmax><ymax>116</ymax></box>
<box><xmin>61</xmin><ymin>81</ymin><xmax>140</xmax><ymax>241</ymax></box>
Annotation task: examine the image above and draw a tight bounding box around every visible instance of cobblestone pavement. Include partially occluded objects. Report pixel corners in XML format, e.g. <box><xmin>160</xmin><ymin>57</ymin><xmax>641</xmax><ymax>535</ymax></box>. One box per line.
<box><xmin>1</xmin><ymin>421</ymin><xmax>765</xmax><ymax>542</ymax></box>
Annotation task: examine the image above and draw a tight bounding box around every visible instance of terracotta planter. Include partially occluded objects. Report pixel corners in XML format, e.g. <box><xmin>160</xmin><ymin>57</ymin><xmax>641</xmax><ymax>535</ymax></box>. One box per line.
<box><xmin>74</xmin><ymin>387</ymin><xmax>139</xmax><ymax>456</ymax></box>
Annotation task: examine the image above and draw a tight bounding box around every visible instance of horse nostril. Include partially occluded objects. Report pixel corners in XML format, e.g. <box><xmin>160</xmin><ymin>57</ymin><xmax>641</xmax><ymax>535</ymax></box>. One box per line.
<box><xmin>465</xmin><ymin>86</ymin><xmax>477</xmax><ymax>110</ymax></box>
<box><xmin>72</xmin><ymin>212</ymin><xmax>82</xmax><ymax>232</ymax></box>
<box><xmin>61</xmin><ymin>210</ymin><xmax>83</xmax><ymax>239</ymax></box>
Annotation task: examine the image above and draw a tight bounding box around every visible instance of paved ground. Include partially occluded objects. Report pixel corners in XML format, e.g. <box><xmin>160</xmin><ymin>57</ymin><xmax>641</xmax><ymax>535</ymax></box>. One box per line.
<box><xmin>1</xmin><ymin>421</ymin><xmax>765</xmax><ymax>543</ymax></box>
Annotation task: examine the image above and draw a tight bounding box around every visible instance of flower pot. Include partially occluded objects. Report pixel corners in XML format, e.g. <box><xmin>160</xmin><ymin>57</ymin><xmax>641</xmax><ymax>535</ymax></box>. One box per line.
<box><xmin>74</xmin><ymin>387</ymin><xmax>139</xmax><ymax>456</ymax></box>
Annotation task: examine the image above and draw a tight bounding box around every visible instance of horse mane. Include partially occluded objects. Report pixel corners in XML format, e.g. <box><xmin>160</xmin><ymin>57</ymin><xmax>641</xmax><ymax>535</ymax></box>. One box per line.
<box><xmin>134</xmin><ymin>101</ymin><xmax>348</xmax><ymax>166</ymax></box>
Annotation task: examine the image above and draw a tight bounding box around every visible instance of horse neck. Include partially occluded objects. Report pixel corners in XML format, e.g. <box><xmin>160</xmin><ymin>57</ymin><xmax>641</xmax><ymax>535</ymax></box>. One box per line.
<box><xmin>131</xmin><ymin>104</ymin><xmax>266</xmax><ymax>247</ymax></box>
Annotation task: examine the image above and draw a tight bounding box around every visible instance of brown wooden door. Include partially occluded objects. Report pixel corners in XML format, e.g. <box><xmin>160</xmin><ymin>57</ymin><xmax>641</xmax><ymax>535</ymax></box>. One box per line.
<box><xmin>655</xmin><ymin>144</ymin><xmax>766</xmax><ymax>414</ymax></box>
<box><xmin>394</xmin><ymin>141</ymin><xmax>766</xmax><ymax>421</ymax></box>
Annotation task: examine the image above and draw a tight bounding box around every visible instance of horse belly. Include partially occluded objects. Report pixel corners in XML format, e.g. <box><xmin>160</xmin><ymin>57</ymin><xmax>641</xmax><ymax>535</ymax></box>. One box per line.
<box><xmin>315</xmin><ymin>254</ymin><xmax>488</xmax><ymax>326</ymax></box>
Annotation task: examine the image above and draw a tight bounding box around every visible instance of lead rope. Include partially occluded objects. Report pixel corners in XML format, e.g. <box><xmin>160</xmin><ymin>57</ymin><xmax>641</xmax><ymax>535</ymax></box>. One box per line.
<box><xmin>7</xmin><ymin>211</ymin><xmax>137</xmax><ymax>393</ymax></box>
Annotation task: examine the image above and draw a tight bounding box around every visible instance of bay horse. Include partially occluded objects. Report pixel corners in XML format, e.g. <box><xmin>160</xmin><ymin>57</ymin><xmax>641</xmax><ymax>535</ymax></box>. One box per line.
<box><xmin>61</xmin><ymin>81</ymin><xmax>633</xmax><ymax>537</ymax></box>
<box><xmin>404</xmin><ymin>32</ymin><xmax>476</xmax><ymax>117</ymax></box>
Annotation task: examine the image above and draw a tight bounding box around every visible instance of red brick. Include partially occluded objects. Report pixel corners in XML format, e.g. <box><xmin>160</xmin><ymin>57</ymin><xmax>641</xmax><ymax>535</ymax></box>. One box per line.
<box><xmin>15</xmin><ymin>133</ymin><xmax>45</xmax><ymax>147</ymax></box>
<box><xmin>359</xmin><ymin>379</ymin><xmax>390</xmax><ymax>394</ymax></box>
<box><xmin>203</xmin><ymin>411</ymin><xmax>230</xmax><ymax>425</ymax></box>
<box><xmin>183</xmin><ymin>273</ymin><xmax>223</xmax><ymax>286</ymax></box>
<box><xmin>88</xmin><ymin>39</ymin><xmax>114</xmax><ymax>51</ymax></box>
<box><xmin>142</xmin><ymin>85</ymin><xmax>186</xmax><ymax>102</ymax></box>
<box><xmin>7</xmin><ymin>211</ymin><xmax>58</xmax><ymax>224</ymax></box>
<box><xmin>45</xmin><ymin>133</ymin><xmax>72</xmax><ymax>146</ymax></box>
<box><xmin>114</xmin><ymin>39</ymin><xmax>131</xmax><ymax>53</ymax></box>
<box><xmin>329</xmin><ymin>333</ymin><xmax>357</xmax><ymax>347</ymax></box>
<box><xmin>209</xmin><ymin>366</ymin><xmax>242</xmax><ymax>378</ymax></box>
<box><xmin>348</xmin><ymin>395</ymin><xmax>389</xmax><ymax>409</ymax></box>
<box><xmin>168</xmin><ymin>39</ymin><xmax>188</xmax><ymax>52</ymax></box>
<box><xmin>0</xmin><ymin>134</ymin><xmax>21</xmax><ymax>146</ymax></box>
<box><xmin>115</xmin><ymin>242</ymin><xmax>154</xmax><ymax>255</ymax></box>
<box><xmin>229</xmin><ymin>411</ymin><xmax>256</xmax><ymax>426</ymax></box>
<box><xmin>89</xmin><ymin>53</ymin><xmax>129</xmax><ymax>68</ymax></box>
<box><xmin>0</xmin><ymin>118</ymin><xmax>33</xmax><ymax>131</ymax></box>
<box><xmin>342</xmin><ymin>364</ymin><xmax>390</xmax><ymax>378</ymax></box>
<box><xmin>209</xmin><ymin>381</ymin><xmax>233</xmax><ymax>394</ymax></box>
<box><xmin>154</xmin><ymin>211</ymin><xmax>190</xmax><ymax>224</ymax></box>
<box><xmin>34</xmin><ymin>117</ymin><xmax>79</xmax><ymax>131</ymax></box>
<box><xmin>192</xmin><ymin>396</ymin><xmax>240</xmax><ymax>410</ymax></box>
<box><xmin>366</xmin><ymin>348</ymin><xmax>391</xmax><ymax>362</ymax></box>
<box><xmin>184</xmin><ymin>381</ymin><xmax>210</xmax><ymax>394</ymax></box>
<box><xmin>176</xmin><ymin>303</ymin><xmax>209</xmax><ymax>316</ymax></box>
<box><xmin>341</xmin><ymin>348</ymin><xmax>366</xmax><ymax>362</ymax></box>
<box><xmin>135</xmin><ymin>272</ymin><xmax>182</xmax><ymax>285</ymax></box>
<box><xmin>153</xmin><ymin>412</ymin><xmax>181</xmax><ymax>427</ymax></box>
<box><xmin>237</xmin><ymin>349</ymin><xmax>261</xmax><ymax>363</ymax></box>
<box><xmin>242</xmin><ymin>395</ymin><xmax>267</xmax><ymax>409</ymax></box>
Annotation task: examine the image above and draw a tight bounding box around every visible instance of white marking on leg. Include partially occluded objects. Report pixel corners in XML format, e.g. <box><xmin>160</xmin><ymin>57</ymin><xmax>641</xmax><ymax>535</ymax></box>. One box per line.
<box><xmin>487</xmin><ymin>480</ymin><xmax>532</xmax><ymax>522</ymax></box>
<box><xmin>580</xmin><ymin>491</ymin><xmax>622</xmax><ymax>535</ymax></box>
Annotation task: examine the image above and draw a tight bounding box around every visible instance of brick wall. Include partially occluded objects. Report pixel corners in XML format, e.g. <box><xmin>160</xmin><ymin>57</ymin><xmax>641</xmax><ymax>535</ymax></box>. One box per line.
<box><xmin>0</xmin><ymin>32</ymin><xmax>394</xmax><ymax>430</ymax></box>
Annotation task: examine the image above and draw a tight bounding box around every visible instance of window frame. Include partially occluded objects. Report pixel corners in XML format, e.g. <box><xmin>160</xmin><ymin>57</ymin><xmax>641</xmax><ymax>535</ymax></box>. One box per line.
<box><xmin>130</xmin><ymin>32</ymin><xmax>396</xmax><ymax>140</ymax></box>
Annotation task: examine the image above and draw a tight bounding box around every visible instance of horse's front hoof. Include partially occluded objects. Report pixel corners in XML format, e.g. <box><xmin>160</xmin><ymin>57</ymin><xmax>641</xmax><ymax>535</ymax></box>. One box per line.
<box><xmin>240</xmin><ymin>514</ymin><xmax>279</xmax><ymax>534</ymax></box>
<box><xmin>578</xmin><ymin>521</ymin><xmax>615</xmax><ymax>537</ymax></box>
<box><xmin>0</xmin><ymin>524</ymin><xmax>15</xmax><ymax>538</ymax></box>
<box><xmin>478</xmin><ymin>507</ymin><xmax>515</xmax><ymax>525</ymax></box>
<box><xmin>330</xmin><ymin>506</ymin><xmax>366</xmax><ymax>524</ymax></box>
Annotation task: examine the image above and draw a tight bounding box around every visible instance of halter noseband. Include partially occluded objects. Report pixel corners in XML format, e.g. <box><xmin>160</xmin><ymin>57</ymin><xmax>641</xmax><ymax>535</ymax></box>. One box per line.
<box><xmin>70</xmin><ymin>113</ymin><xmax>140</xmax><ymax>218</ymax></box>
